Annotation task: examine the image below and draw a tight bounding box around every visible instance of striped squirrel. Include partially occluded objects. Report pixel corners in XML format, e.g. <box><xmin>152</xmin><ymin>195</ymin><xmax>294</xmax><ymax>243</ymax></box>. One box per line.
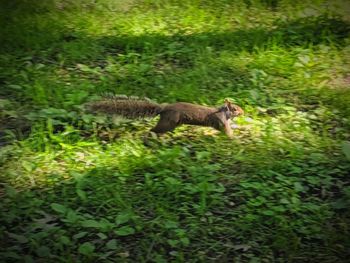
<box><xmin>87</xmin><ymin>95</ymin><xmax>244</xmax><ymax>138</ymax></box>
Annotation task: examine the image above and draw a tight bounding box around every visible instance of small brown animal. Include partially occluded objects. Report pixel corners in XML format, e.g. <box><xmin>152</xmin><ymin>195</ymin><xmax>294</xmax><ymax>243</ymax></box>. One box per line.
<box><xmin>87</xmin><ymin>95</ymin><xmax>244</xmax><ymax>138</ymax></box>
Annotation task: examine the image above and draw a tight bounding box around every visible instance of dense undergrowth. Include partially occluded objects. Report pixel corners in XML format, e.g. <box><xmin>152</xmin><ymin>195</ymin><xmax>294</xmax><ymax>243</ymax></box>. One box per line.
<box><xmin>1</xmin><ymin>0</ymin><xmax>350</xmax><ymax>262</ymax></box>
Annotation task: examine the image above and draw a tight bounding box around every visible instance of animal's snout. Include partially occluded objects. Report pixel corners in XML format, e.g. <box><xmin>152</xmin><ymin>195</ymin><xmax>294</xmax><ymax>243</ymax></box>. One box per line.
<box><xmin>233</xmin><ymin>106</ymin><xmax>244</xmax><ymax>116</ymax></box>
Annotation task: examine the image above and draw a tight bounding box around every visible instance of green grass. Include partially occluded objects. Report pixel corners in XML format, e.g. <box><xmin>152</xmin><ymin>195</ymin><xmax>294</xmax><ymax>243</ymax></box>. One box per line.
<box><xmin>1</xmin><ymin>0</ymin><xmax>350</xmax><ymax>262</ymax></box>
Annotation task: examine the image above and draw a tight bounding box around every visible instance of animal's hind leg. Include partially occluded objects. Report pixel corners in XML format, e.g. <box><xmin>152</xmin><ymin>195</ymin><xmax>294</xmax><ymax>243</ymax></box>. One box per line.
<box><xmin>151</xmin><ymin>111</ymin><xmax>180</xmax><ymax>134</ymax></box>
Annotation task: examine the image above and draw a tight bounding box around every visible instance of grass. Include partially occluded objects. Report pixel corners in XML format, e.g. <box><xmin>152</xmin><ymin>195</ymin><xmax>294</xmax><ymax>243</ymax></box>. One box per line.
<box><xmin>1</xmin><ymin>0</ymin><xmax>350</xmax><ymax>262</ymax></box>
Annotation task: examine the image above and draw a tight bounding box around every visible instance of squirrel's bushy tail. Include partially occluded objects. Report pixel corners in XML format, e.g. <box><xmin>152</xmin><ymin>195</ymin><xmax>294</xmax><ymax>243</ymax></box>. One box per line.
<box><xmin>86</xmin><ymin>95</ymin><xmax>163</xmax><ymax>118</ymax></box>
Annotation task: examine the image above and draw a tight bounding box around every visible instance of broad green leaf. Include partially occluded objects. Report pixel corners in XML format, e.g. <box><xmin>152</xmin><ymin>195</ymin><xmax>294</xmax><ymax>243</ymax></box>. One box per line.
<box><xmin>116</xmin><ymin>212</ymin><xmax>132</xmax><ymax>225</ymax></box>
<box><xmin>196</xmin><ymin>151</ymin><xmax>210</xmax><ymax>160</ymax></box>
<box><xmin>280</xmin><ymin>198</ymin><xmax>289</xmax><ymax>204</ymax></box>
<box><xmin>233</xmin><ymin>244</ymin><xmax>251</xmax><ymax>251</ymax></box>
<box><xmin>60</xmin><ymin>236</ymin><xmax>71</xmax><ymax>245</ymax></box>
<box><xmin>76</xmin><ymin>189</ymin><xmax>87</xmax><ymax>201</ymax></box>
<box><xmin>341</xmin><ymin>141</ymin><xmax>350</xmax><ymax>160</ymax></box>
<box><xmin>78</xmin><ymin>242</ymin><xmax>95</xmax><ymax>256</ymax></box>
<box><xmin>73</xmin><ymin>232</ymin><xmax>88</xmax><ymax>239</ymax></box>
<box><xmin>22</xmin><ymin>161</ymin><xmax>33</xmax><ymax>172</ymax></box>
<box><xmin>81</xmin><ymin>219</ymin><xmax>113</xmax><ymax>232</ymax></box>
<box><xmin>4</xmin><ymin>185</ymin><xmax>17</xmax><ymax>197</ymax></box>
<box><xmin>164</xmin><ymin>220</ymin><xmax>178</xmax><ymax>229</ymax></box>
<box><xmin>81</xmin><ymin>220</ymin><xmax>102</xmax><ymax>228</ymax></box>
<box><xmin>8</xmin><ymin>84</ymin><xmax>23</xmax><ymax>90</ymax></box>
<box><xmin>167</xmin><ymin>239</ymin><xmax>179</xmax><ymax>247</ymax></box>
<box><xmin>106</xmin><ymin>239</ymin><xmax>118</xmax><ymax>250</ymax></box>
<box><xmin>262</xmin><ymin>210</ymin><xmax>275</xmax><ymax>216</ymax></box>
<box><xmin>7</xmin><ymin>233</ymin><xmax>28</xmax><ymax>243</ymax></box>
<box><xmin>36</xmin><ymin>246</ymin><xmax>50</xmax><ymax>257</ymax></box>
<box><xmin>2</xmin><ymin>252</ymin><xmax>21</xmax><ymax>259</ymax></box>
<box><xmin>51</xmin><ymin>203</ymin><xmax>67</xmax><ymax>214</ymax></box>
<box><xmin>97</xmin><ymin>233</ymin><xmax>108</xmax><ymax>240</ymax></box>
<box><xmin>293</xmin><ymin>182</ymin><xmax>304</xmax><ymax>192</ymax></box>
<box><xmin>82</xmin><ymin>114</ymin><xmax>93</xmax><ymax>123</ymax></box>
<box><xmin>76</xmin><ymin>64</ymin><xmax>91</xmax><ymax>72</ymax></box>
<box><xmin>164</xmin><ymin>177</ymin><xmax>181</xmax><ymax>186</ymax></box>
<box><xmin>180</xmin><ymin>237</ymin><xmax>190</xmax><ymax>246</ymax></box>
<box><xmin>298</xmin><ymin>55</ymin><xmax>310</xmax><ymax>64</ymax></box>
<box><xmin>332</xmin><ymin>199</ymin><xmax>349</xmax><ymax>209</ymax></box>
<box><xmin>64</xmin><ymin>210</ymin><xmax>80</xmax><ymax>223</ymax></box>
<box><xmin>115</xmin><ymin>226</ymin><xmax>135</xmax><ymax>236</ymax></box>
<box><xmin>23</xmin><ymin>255</ymin><xmax>34</xmax><ymax>263</ymax></box>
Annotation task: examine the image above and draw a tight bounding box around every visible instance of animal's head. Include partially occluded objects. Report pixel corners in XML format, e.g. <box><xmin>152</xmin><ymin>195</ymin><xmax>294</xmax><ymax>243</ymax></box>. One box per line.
<box><xmin>223</xmin><ymin>99</ymin><xmax>244</xmax><ymax>118</ymax></box>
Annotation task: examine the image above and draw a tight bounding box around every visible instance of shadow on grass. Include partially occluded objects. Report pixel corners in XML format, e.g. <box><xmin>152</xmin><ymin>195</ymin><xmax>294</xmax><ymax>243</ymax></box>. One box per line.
<box><xmin>1</xmin><ymin>14</ymin><xmax>350</xmax><ymax>57</ymax></box>
<box><xmin>0</xmin><ymin>163</ymin><xmax>238</xmax><ymax>262</ymax></box>
<box><xmin>1</xmin><ymin>149</ymin><xmax>350</xmax><ymax>262</ymax></box>
<box><xmin>93</xmin><ymin>15</ymin><xmax>350</xmax><ymax>55</ymax></box>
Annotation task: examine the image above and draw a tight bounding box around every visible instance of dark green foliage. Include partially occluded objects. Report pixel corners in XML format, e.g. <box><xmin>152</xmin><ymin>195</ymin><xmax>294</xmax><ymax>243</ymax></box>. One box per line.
<box><xmin>1</xmin><ymin>0</ymin><xmax>350</xmax><ymax>262</ymax></box>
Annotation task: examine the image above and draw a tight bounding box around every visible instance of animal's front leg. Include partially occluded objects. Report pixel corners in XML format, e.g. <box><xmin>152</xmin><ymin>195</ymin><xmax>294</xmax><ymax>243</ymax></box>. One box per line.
<box><xmin>224</xmin><ymin>119</ymin><xmax>234</xmax><ymax>138</ymax></box>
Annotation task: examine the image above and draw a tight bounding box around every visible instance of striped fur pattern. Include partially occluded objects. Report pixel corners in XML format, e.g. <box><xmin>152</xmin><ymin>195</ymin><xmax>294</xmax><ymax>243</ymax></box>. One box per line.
<box><xmin>87</xmin><ymin>95</ymin><xmax>163</xmax><ymax>118</ymax></box>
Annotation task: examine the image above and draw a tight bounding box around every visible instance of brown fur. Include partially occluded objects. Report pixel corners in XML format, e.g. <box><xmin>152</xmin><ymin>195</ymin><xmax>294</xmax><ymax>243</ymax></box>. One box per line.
<box><xmin>87</xmin><ymin>96</ymin><xmax>244</xmax><ymax>138</ymax></box>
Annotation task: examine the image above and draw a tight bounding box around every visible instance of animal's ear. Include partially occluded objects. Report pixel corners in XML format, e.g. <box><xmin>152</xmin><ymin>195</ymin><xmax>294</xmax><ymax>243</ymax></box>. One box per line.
<box><xmin>224</xmin><ymin>99</ymin><xmax>233</xmax><ymax>110</ymax></box>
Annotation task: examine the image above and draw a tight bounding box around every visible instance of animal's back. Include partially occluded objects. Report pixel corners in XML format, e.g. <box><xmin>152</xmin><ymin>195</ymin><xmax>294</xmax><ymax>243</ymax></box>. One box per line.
<box><xmin>164</xmin><ymin>102</ymin><xmax>215</xmax><ymax>113</ymax></box>
<box><xmin>162</xmin><ymin>102</ymin><xmax>217</xmax><ymax>125</ymax></box>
